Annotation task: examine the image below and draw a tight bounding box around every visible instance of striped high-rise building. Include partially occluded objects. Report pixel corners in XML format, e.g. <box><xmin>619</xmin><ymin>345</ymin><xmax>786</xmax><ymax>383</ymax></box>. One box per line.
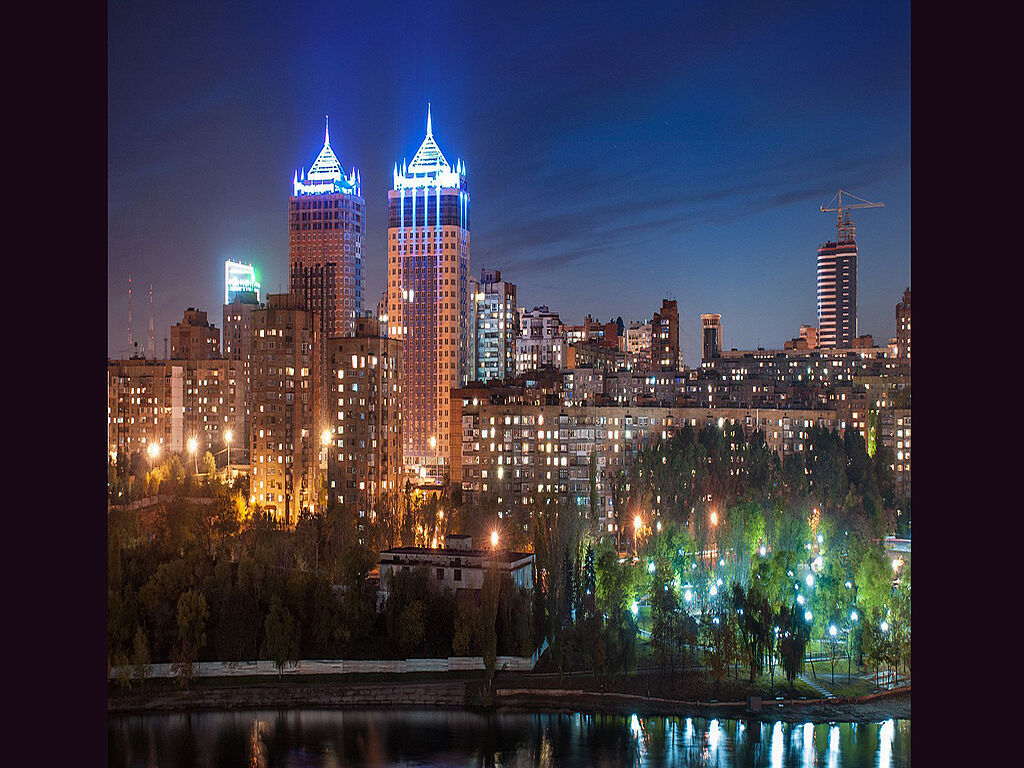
<box><xmin>288</xmin><ymin>116</ymin><xmax>364</xmax><ymax>339</ymax></box>
<box><xmin>816</xmin><ymin>240</ymin><xmax>858</xmax><ymax>349</ymax></box>
<box><xmin>386</xmin><ymin>106</ymin><xmax>471</xmax><ymax>478</ymax></box>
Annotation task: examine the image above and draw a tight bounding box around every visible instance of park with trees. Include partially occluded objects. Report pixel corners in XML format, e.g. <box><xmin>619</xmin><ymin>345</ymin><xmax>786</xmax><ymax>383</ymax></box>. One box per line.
<box><xmin>108</xmin><ymin>422</ymin><xmax>909</xmax><ymax>699</ymax></box>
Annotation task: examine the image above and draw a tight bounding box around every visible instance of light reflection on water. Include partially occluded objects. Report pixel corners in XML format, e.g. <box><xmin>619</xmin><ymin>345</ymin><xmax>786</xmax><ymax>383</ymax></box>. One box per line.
<box><xmin>109</xmin><ymin>709</ymin><xmax>910</xmax><ymax>767</ymax></box>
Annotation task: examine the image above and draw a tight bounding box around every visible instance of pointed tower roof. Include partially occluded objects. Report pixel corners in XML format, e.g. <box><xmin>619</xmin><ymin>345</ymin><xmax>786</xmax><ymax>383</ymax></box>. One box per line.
<box><xmin>307</xmin><ymin>114</ymin><xmax>342</xmax><ymax>182</ymax></box>
<box><xmin>408</xmin><ymin>103</ymin><xmax>449</xmax><ymax>174</ymax></box>
<box><xmin>294</xmin><ymin>114</ymin><xmax>360</xmax><ymax>196</ymax></box>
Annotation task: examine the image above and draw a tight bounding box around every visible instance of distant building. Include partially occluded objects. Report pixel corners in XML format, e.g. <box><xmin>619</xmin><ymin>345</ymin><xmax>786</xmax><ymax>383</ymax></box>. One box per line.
<box><xmin>470</xmin><ymin>268</ymin><xmax>517</xmax><ymax>382</ymax></box>
<box><xmin>817</xmin><ymin>240</ymin><xmax>858</xmax><ymax>348</ymax></box>
<box><xmin>701</xmin><ymin>313</ymin><xmax>722</xmax><ymax>362</ymax></box>
<box><xmin>785</xmin><ymin>324</ymin><xmax>818</xmax><ymax>350</ymax></box>
<box><xmin>224</xmin><ymin>260</ymin><xmax>261</xmax><ymax>305</ymax></box>
<box><xmin>249</xmin><ymin>293</ymin><xmax>324</xmax><ymax>525</ymax></box>
<box><xmin>653</xmin><ymin>300</ymin><xmax>679</xmax><ymax>370</ymax></box>
<box><xmin>386</xmin><ymin>106</ymin><xmax>471</xmax><ymax>479</ymax></box>
<box><xmin>895</xmin><ymin>287</ymin><xmax>910</xmax><ymax>376</ymax></box>
<box><xmin>223</xmin><ymin>291</ymin><xmax>261</xmax><ymax>448</ymax></box>
<box><xmin>378</xmin><ymin>533</ymin><xmax>534</xmax><ymax>607</ymax></box>
<box><xmin>625</xmin><ymin>320</ymin><xmax>652</xmax><ymax>371</ymax></box>
<box><xmin>107</xmin><ymin>357</ymin><xmax>245</xmax><ymax>464</ymax></box>
<box><xmin>170</xmin><ymin>308</ymin><xmax>220</xmax><ymax>361</ymax></box>
<box><xmin>289</xmin><ymin>116</ymin><xmax>364</xmax><ymax>339</ymax></box>
<box><xmin>325</xmin><ymin>313</ymin><xmax>404</xmax><ymax>538</ymax></box>
<box><xmin>108</xmin><ymin>359</ymin><xmax>185</xmax><ymax>459</ymax></box>
<box><xmin>516</xmin><ymin>306</ymin><xmax>565</xmax><ymax>373</ymax></box>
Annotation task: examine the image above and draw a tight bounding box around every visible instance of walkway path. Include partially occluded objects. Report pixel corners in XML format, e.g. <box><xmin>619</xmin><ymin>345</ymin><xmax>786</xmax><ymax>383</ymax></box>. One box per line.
<box><xmin>798</xmin><ymin>673</ymin><xmax>835</xmax><ymax>699</ymax></box>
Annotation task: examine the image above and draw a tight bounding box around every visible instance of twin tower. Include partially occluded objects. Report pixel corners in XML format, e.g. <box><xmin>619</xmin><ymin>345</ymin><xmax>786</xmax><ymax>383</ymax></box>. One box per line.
<box><xmin>287</xmin><ymin>106</ymin><xmax>470</xmax><ymax>475</ymax></box>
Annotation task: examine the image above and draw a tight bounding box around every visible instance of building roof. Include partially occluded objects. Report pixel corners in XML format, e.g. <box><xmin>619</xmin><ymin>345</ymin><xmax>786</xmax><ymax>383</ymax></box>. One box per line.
<box><xmin>380</xmin><ymin>546</ymin><xmax>534</xmax><ymax>564</ymax></box>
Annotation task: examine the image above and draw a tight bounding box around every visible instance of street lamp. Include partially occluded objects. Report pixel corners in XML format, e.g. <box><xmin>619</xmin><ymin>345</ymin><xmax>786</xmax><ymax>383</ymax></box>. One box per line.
<box><xmin>491</xmin><ymin>530</ymin><xmax>499</xmax><ymax>548</ymax></box>
<box><xmin>224</xmin><ymin>429</ymin><xmax>233</xmax><ymax>482</ymax></box>
<box><xmin>187</xmin><ymin>437</ymin><xmax>199</xmax><ymax>476</ymax></box>
<box><xmin>147</xmin><ymin>442</ymin><xmax>160</xmax><ymax>464</ymax></box>
<box><xmin>633</xmin><ymin>515</ymin><xmax>643</xmax><ymax>556</ymax></box>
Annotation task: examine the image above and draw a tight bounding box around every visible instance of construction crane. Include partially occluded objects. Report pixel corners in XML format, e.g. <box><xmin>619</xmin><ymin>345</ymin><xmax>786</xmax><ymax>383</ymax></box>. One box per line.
<box><xmin>821</xmin><ymin>189</ymin><xmax>884</xmax><ymax>243</ymax></box>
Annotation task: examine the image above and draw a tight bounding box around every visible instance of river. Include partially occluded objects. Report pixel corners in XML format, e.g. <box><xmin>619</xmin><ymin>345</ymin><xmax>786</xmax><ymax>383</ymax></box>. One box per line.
<box><xmin>109</xmin><ymin>709</ymin><xmax>909</xmax><ymax>766</ymax></box>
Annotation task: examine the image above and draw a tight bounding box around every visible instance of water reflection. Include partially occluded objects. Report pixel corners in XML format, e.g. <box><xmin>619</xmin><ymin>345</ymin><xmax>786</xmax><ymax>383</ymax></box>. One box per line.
<box><xmin>109</xmin><ymin>709</ymin><xmax>910</xmax><ymax>767</ymax></box>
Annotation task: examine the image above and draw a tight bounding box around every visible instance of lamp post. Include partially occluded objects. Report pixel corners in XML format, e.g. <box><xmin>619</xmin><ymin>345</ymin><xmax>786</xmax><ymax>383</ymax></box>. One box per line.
<box><xmin>187</xmin><ymin>437</ymin><xmax>199</xmax><ymax>479</ymax></box>
<box><xmin>320</xmin><ymin>428</ymin><xmax>332</xmax><ymax>511</ymax></box>
<box><xmin>224</xmin><ymin>429</ymin><xmax>233</xmax><ymax>483</ymax></box>
<box><xmin>633</xmin><ymin>514</ymin><xmax>642</xmax><ymax>557</ymax></box>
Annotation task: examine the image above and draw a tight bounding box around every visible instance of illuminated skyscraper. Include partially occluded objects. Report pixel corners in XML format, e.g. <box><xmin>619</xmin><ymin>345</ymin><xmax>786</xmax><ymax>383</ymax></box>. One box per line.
<box><xmin>816</xmin><ymin>240</ymin><xmax>857</xmax><ymax>349</ymax></box>
<box><xmin>387</xmin><ymin>105</ymin><xmax>470</xmax><ymax>477</ymax></box>
<box><xmin>470</xmin><ymin>268</ymin><xmax>517</xmax><ymax>382</ymax></box>
<box><xmin>701</xmin><ymin>313</ymin><xmax>722</xmax><ymax>361</ymax></box>
<box><xmin>289</xmin><ymin>116</ymin><xmax>364</xmax><ymax>338</ymax></box>
<box><xmin>224</xmin><ymin>260</ymin><xmax>261</xmax><ymax>305</ymax></box>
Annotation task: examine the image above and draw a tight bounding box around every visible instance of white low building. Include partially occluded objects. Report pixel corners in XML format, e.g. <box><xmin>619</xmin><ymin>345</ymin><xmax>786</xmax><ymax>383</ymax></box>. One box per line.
<box><xmin>378</xmin><ymin>534</ymin><xmax>534</xmax><ymax>607</ymax></box>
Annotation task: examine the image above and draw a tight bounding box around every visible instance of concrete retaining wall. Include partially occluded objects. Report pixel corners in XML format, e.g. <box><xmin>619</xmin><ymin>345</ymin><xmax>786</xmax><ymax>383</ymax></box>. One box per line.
<box><xmin>110</xmin><ymin>655</ymin><xmax>537</xmax><ymax>680</ymax></box>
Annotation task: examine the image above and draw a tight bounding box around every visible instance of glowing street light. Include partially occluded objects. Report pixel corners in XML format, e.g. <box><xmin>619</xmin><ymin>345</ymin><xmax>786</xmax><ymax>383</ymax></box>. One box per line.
<box><xmin>187</xmin><ymin>437</ymin><xmax>199</xmax><ymax>475</ymax></box>
<box><xmin>710</xmin><ymin>511</ymin><xmax>718</xmax><ymax>526</ymax></box>
<box><xmin>633</xmin><ymin>515</ymin><xmax>643</xmax><ymax>556</ymax></box>
<box><xmin>829</xmin><ymin>625</ymin><xmax>838</xmax><ymax>637</ymax></box>
<box><xmin>804</xmin><ymin>610</ymin><xmax>813</xmax><ymax>622</ymax></box>
<box><xmin>490</xmin><ymin>530</ymin><xmax>499</xmax><ymax>548</ymax></box>
<box><xmin>880</xmin><ymin>620</ymin><xmax>890</xmax><ymax>633</ymax></box>
<box><xmin>146</xmin><ymin>442</ymin><xmax>161</xmax><ymax>462</ymax></box>
<box><xmin>851</xmin><ymin>610</ymin><xmax>859</xmax><ymax>622</ymax></box>
<box><xmin>806</xmin><ymin>574</ymin><xmax>815</xmax><ymax>588</ymax></box>
<box><xmin>224</xmin><ymin>429</ymin><xmax>233</xmax><ymax>477</ymax></box>
<box><xmin>321</xmin><ymin>429</ymin><xmax>332</xmax><ymax>446</ymax></box>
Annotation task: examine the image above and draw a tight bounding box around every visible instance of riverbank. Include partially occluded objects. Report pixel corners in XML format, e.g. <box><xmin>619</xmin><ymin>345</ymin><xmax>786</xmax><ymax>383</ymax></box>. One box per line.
<box><xmin>109</xmin><ymin>674</ymin><xmax>908</xmax><ymax>723</ymax></box>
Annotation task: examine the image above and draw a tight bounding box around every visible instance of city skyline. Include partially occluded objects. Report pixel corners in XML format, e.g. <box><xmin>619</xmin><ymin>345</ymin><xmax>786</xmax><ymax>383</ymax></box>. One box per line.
<box><xmin>108</xmin><ymin>1</ymin><xmax>910</xmax><ymax>367</ymax></box>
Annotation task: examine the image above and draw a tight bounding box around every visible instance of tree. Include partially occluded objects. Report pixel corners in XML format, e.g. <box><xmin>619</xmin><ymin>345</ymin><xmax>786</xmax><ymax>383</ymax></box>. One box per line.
<box><xmin>480</xmin><ymin>569</ymin><xmax>501</xmax><ymax>693</ymax></box>
<box><xmin>171</xmin><ymin>590</ymin><xmax>208</xmax><ymax>688</ymax></box>
<box><xmin>397</xmin><ymin>600</ymin><xmax>426</xmax><ymax>657</ymax></box>
<box><xmin>130</xmin><ymin>626</ymin><xmax>152</xmax><ymax>691</ymax></box>
<box><xmin>262</xmin><ymin>598</ymin><xmax>300</xmax><ymax>677</ymax></box>
<box><xmin>701</xmin><ymin>609</ymin><xmax>733</xmax><ymax>694</ymax></box>
<box><xmin>777</xmin><ymin>602</ymin><xmax>811</xmax><ymax>693</ymax></box>
<box><xmin>452</xmin><ymin>593</ymin><xmax>481</xmax><ymax>656</ymax></box>
<box><xmin>649</xmin><ymin>559</ymin><xmax>680</xmax><ymax>674</ymax></box>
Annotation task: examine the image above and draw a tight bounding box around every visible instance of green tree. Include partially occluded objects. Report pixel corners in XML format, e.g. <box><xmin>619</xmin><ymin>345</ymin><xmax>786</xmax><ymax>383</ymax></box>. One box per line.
<box><xmin>130</xmin><ymin>626</ymin><xmax>152</xmax><ymax>691</ymax></box>
<box><xmin>171</xmin><ymin>589</ymin><xmax>208</xmax><ymax>688</ymax></box>
<box><xmin>480</xmin><ymin>569</ymin><xmax>501</xmax><ymax>693</ymax></box>
<box><xmin>262</xmin><ymin>598</ymin><xmax>300</xmax><ymax>677</ymax></box>
<box><xmin>397</xmin><ymin>601</ymin><xmax>426</xmax><ymax>657</ymax></box>
<box><xmin>777</xmin><ymin>602</ymin><xmax>811</xmax><ymax>693</ymax></box>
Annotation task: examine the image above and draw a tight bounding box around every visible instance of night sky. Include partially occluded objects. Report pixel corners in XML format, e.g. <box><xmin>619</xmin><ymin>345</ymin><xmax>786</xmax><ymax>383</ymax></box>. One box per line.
<box><xmin>108</xmin><ymin>1</ymin><xmax>910</xmax><ymax>367</ymax></box>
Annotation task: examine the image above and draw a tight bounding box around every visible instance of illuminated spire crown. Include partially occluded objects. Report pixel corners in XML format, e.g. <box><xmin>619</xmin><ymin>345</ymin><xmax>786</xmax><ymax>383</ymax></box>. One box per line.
<box><xmin>294</xmin><ymin>114</ymin><xmax>360</xmax><ymax>196</ymax></box>
<box><xmin>408</xmin><ymin>103</ymin><xmax>450</xmax><ymax>173</ymax></box>
<box><xmin>393</xmin><ymin>103</ymin><xmax>466</xmax><ymax>191</ymax></box>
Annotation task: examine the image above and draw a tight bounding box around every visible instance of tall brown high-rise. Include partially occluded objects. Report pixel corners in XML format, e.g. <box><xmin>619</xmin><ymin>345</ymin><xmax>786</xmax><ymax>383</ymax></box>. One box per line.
<box><xmin>386</xmin><ymin>106</ymin><xmax>470</xmax><ymax>479</ymax></box>
<box><xmin>288</xmin><ymin>116</ymin><xmax>364</xmax><ymax>339</ymax></box>
<box><xmin>248</xmin><ymin>293</ymin><xmax>324</xmax><ymax>525</ymax></box>
<box><xmin>653</xmin><ymin>299</ymin><xmax>679</xmax><ymax>370</ymax></box>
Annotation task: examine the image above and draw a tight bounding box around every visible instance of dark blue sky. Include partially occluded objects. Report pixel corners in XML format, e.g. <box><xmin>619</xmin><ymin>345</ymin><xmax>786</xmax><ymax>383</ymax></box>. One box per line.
<box><xmin>108</xmin><ymin>0</ymin><xmax>910</xmax><ymax>366</ymax></box>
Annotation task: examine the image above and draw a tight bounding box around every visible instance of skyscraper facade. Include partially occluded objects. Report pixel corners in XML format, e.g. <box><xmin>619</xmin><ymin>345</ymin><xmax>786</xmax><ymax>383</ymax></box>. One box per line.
<box><xmin>470</xmin><ymin>268</ymin><xmax>517</xmax><ymax>382</ymax></box>
<box><xmin>895</xmin><ymin>286</ymin><xmax>910</xmax><ymax>377</ymax></box>
<box><xmin>386</xmin><ymin>107</ymin><xmax>471</xmax><ymax>477</ymax></box>
<box><xmin>702</xmin><ymin>313</ymin><xmax>722</xmax><ymax>361</ymax></box>
<box><xmin>652</xmin><ymin>299</ymin><xmax>679</xmax><ymax>370</ymax></box>
<box><xmin>816</xmin><ymin>240</ymin><xmax>857</xmax><ymax>348</ymax></box>
<box><xmin>289</xmin><ymin>117</ymin><xmax>364</xmax><ymax>339</ymax></box>
<box><xmin>170</xmin><ymin>308</ymin><xmax>220</xmax><ymax>361</ymax></box>
<box><xmin>249</xmin><ymin>293</ymin><xmax>324</xmax><ymax>525</ymax></box>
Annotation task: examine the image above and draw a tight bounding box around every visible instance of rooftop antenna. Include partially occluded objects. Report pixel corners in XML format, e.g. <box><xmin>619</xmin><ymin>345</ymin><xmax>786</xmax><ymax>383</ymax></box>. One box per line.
<box><xmin>127</xmin><ymin>272</ymin><xmax>133</xmax><ymax>351</ymax></box>
<box><xmin>148</xmin><ymin>284</ymin><xmax>155</xmax><ymax>359</ymax></box>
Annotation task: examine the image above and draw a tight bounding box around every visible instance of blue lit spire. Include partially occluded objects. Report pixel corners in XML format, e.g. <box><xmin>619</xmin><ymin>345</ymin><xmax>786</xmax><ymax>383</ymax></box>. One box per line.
<box><xmin>293</xmin><ymin>114</ymin><xmax>360</xmax><ymax>197</ymax></box>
